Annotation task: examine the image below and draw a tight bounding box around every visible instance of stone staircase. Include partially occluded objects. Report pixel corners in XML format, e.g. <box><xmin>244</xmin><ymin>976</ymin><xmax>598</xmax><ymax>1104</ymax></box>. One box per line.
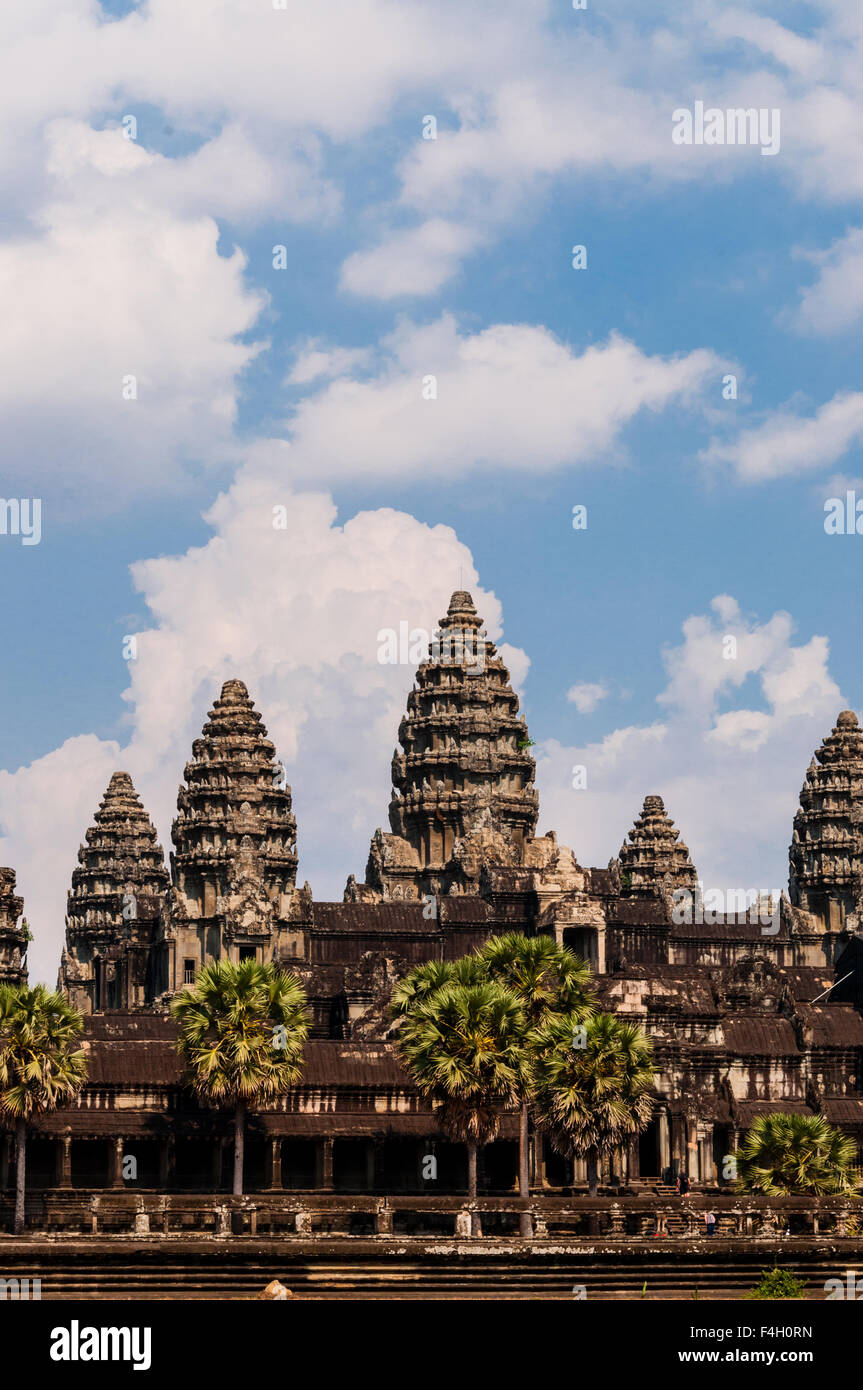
<box><xmin>1</xmin><ymin>1238</ymin><xmax>853</xmax><ymax>1300</ymax></box>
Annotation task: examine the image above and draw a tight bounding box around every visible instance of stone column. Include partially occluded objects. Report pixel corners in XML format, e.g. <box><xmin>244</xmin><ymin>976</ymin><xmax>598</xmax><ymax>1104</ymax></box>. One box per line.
<box><xmin>110</xmin><ymin>1136</ymin><xmax>125</xmax><ymax>1188</ymax></box>
<box><xmin>530</xmin><ymin>1130</ymin><xmax>546</xmax><ymax>1190</ymax></box>
<box><xmin>658</xmin><ymin>1111</ymin><xmax>671</xmax><ymax>1178</ymax></box>
<box><xmin>55</xmin><ymin>1133</ymin><xmax>72</xmax><ymax>1189</ymax></box>
<box><xmin>686</xmin><ymin>1119</ymin><xmax>699</xmax><ymax>1181</ymax></box>
<box><xmin>627</xmin><ymin>1135</ymin><xmax>638</xmax><ymax>1184</ymax></box>
<box><xmin>595</xmin><ymin>921</ymin><xmax>606</xmax><ymax>975</ymax></box>
<box><xmin>266</xmin><ymin>1138</ymin><xmax>282</xmax><ymax>1191</ymax></box>
<box><xmin>670</xmin><ymin>1113</ymin><xmax>686</xmax><ymax>1178</ymax></box>
<box><xmin>316</xmin><ymin>1138</ymin><xmax>334</xmax><ymax>1190</ymax></box>
<box><xmin>699</xmin><ymin>1125</ymin><xmax>714</xmax><ymax>1184</ymax></box>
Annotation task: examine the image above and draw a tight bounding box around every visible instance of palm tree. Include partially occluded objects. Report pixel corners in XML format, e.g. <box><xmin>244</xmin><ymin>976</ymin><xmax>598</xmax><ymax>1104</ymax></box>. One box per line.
<box><xmin>389</xmin><ymin>956</ymin><xmax>485</xmax><ymax>1020</ymax></box>
<box><xmin>394</xmin><ymin>980</ymin><xmax>526</xmax><ymax>1234</ymax></box>
<box><xmin>533</xmin><ymin>1010</ymin><xmax>654</xmax><ymax>1197</ymax></box>
<box><xmin>171</xmin><ymin>959</ymin><xmax>309</xmax><ymax>1196</ymax></box>
<box><xmin>0</xmin><ymin>984</ymin><xmax>87</xmax><ymax>1235</ymax></box>
<box><xmin>478</xmin><ymin>933</ymin><xmax>596</xmax><ymax>1234</ymax></box>
<box><xmin>736</xmin><ymin>1112</ymin><xmax>860</xmax><ymax>1196</ymax></box>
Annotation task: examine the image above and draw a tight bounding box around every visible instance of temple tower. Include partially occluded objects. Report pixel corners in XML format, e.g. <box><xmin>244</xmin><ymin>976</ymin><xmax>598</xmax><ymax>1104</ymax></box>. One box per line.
<box><xmin>789</xmin><ymin>709</ymin><xmax>863</xmax><ymax>931</ymax></box>
<box><xmin>59</xmin><ymin>772</ymin><xmax>169</xmax><ymax>1013</ymax></box>
<box><xmin>167</xmin><ymin>679</ymin><xmax>299</xmax><ymax>987</ymax></box>
<box><xmin>0</xmin><ymin>867</ymin><xmax>28</xmax><ymax>988</ymax></box>
<box><xmin>359</xmin><ymin>590</ymin><xmax>538</xmax><ymax>899</ymax></box>
<box><xmin>618</xmin><ymin>795</ymin><xmax>698</xmax><ymax>899</ymax></box>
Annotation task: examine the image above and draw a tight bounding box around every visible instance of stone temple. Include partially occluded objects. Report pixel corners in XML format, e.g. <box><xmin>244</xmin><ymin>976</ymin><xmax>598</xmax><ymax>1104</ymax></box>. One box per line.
<box><xmin>4</xmin><ymin>589</ymin><xmax>863</xmax><ymax>1197</ymax></box>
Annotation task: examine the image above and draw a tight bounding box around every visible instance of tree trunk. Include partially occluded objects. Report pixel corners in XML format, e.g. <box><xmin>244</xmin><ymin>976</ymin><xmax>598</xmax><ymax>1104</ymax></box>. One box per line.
<box><xmin>14</xmin><ymin>1117</ymin><xmax>26</xmax><ymax>1236</ymax></box>
<box><xmin>467</xmin><ymin>1141</ymin><xmax>481</xmax><ymax>1236</ymax></box>
<box><xmin>518</xmin><ymin>1101</ymin><xmax>533</xmax><ymax>1238</ymax></box>
<box><xmin>587</xmin><ymin>1149</ymin><xmax>600</xmax><ymax>1199</ymax></box>
<box><xmin>233</xmin><ymin>1100</ymin><xmax>245</xmax><ymax>1197</ymax></box>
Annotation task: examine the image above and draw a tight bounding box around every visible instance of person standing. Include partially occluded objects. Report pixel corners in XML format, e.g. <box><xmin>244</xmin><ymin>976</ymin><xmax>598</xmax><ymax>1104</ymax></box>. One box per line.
<box><xmin>705</xmin><ymin>1210</ymin><xmax>716</xmax><ymax>1237</ymax></box>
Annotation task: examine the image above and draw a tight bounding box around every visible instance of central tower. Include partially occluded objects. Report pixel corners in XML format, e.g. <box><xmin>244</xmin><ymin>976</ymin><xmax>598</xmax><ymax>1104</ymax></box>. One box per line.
<box><xmin>356</xmin><ymin>591</ymin><xmax>539</xmax><ymax>900</ymax></box>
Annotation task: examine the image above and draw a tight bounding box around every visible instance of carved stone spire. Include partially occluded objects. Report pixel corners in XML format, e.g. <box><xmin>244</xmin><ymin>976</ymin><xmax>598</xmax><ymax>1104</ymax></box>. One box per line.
<box><xmin>789</xmin><ymin>709</ymin><xmax>863</xmax><ymax>929</ymax></box>
<box><xmin>60</xmin><ymin>772</ymin><xmax>169</xmax><ymax>1012</ymax></box>
<box><xmin>0</xmin><ymin>867</ymin><xmax>28</xmax><ymax>988</ymax></box>
<box><xmin>387</xmin><ymin>591</ymin><xmax>538</xmax><ymax>869</ymax></box>
<box><xmin>618</xmin><ymin>794</ymin><xmax>698</xmax><ymax>897</ymax></box>
<box><xmin>170</xmin><ymin>680</ymin><xmax>298</xmax><ymax>964</ymax></box>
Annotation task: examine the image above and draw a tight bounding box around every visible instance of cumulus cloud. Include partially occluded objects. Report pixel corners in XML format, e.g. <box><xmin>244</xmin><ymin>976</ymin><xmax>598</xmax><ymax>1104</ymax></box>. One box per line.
<box><xmin>702</xmin><ymin>390</ymin><xmax>863</xmax><ymax>482</ymax></box>
<box><xmin>287</xmin><ymin>342</ymin><xmax>375</xmax><ymax>386</ymax></box>
<box><xmin>0</xmin><ymin>124</ymin><xmax>267</xmax><ymax>505</ymax></box>
<box><xmin>340</xmin><ymin>219</ymin><xmax>484</xmax><ymax>300</ymax></box>
<box><xmin>280</xmin><ymin>316</ymin><xmax>723</xmax><ymax>485</ymax></box>
<box><xmin>567</xmin><ymin>682</ymin><xmax>609</xmax><ymax>714</ymax></box>
<box><xmin>0</xmin><ymin>467</ymin><xmax>525</xmax><ymax>984</ymax></box>
<box><xmin>535</xmin><ymin>595</ymin><xmax>843</xmax><ymax>897</ymax></box>
<box><xmin>794</xmin><ymin>226</ymin><xmax>863</xmax><ymax>335</ymax></box>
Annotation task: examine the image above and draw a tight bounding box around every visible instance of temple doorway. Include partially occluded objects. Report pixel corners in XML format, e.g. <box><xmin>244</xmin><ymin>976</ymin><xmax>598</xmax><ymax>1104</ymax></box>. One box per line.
<box><xmin>71</xmin><ymin>1140</ymin><xmax>111</xmax><ymax>1188</ymax></box>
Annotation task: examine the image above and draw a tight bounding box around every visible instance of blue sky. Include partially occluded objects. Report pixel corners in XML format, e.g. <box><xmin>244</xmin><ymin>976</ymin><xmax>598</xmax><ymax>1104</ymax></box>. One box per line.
<box><xmin>2</xmin><ymin>0</ymin><xmax>863</xmax><ymax>983</ymax></box>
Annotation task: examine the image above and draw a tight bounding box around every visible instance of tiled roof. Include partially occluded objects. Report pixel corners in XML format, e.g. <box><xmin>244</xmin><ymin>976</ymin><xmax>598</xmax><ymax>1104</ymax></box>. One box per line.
<box><xmin>723</xmin><ymin>1015</ymin><xmax>799</xmax><ymax>1056</ymax></box>
<box><xmin>312</xmin><ymin>902</ymin><xmax>434</xmax><ymax>933</ymax></box>
<box><xmin>795</xmin><ymin>1004</ymin><xmax>863</xmax><ymax>1047</ymax></box>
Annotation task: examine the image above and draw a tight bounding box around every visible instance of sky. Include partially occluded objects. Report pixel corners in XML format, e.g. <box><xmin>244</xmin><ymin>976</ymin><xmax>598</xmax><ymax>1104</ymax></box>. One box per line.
<box><xmin>1</xmin><ymin>0</ymin><xmax>863</xmax><ymax>985</ymax></box>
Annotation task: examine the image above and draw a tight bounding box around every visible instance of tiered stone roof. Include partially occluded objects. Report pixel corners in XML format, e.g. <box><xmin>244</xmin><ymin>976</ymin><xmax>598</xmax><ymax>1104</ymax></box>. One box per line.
<box><xmin>789</xmin><ymin>709</ymin><xmax>863</xmax><ymax>926</ymax></box>
<box><xmin>66</xmin><ymin>772</ymin><xmax>169</xmax><ymax>948</ymax></box>
<box><xmin>171</xmin><ymin>679</ymin><xmax>297</xmax><ymax>913</ymax></box>
<box><xmin>0</xmin><ymin>866</ymin><xmax>27</xmax><ymax>987</ymax></box>
<box><xmin>388</xmin><ymin>591</ymin><xmax>538</xmax><ymax>867</ymax></box>
<box><xmin>618</xmin><ymin>795</ymin><xmax>698</xmax><ymax>897</ymax></box>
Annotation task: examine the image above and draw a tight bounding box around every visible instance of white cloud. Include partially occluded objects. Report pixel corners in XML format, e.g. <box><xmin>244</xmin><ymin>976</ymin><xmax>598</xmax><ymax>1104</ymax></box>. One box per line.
<box><xmin>702</xmin><ymin>390</ymin><xmax>863</xmax><ymax>482</ymax></box>
<box><xmin>536</xmin><ymin>595</ymin><xmax>842</xmax><ymax>896</ymax></box>
<box><xmin>281</xmin><ymin>316</ymin><xmax>722</xmax><ymax>484</ymax></box>
<box><xmin>567</xmin><ymin>682</ymin><xmax>609</xmax><ymax>714</ymax></box>
<box><xmin>287</xmin><ymin>342</ymin><xmax>375</xmax><ymax>385</ymax></box>
<box><xmin>0</xmin><ymin>467</ymin><xmax>526</xmax><ymax>985</ymax></box>
<box><xmin>340</xmin><ymin>219</ymin><xmax>484</xmax><ymax>300</ymax></box>
<box><xmin>0</xmin><ymin>126</ymin><xmax>267</xmax><ymax>505</ymax></box>
<box><xmin>794</xmin><ymin>226</ymin><xmax>863</xmax><ymax>335</ymax></box>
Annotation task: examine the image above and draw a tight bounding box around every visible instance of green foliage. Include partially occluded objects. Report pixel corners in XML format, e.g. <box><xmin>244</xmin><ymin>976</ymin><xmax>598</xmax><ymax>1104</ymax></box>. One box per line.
<box><xmin>389</xmin><ymin>956</ymin><xmax>486</xmax><ymax>1020</ymax></box>
<box><xmin>736</xmin><ymin>1112</ymin><xmax>860</xmax><ymax>1196</ymax></box>
<box><xmin>744</xmin><ymin>1266</ymin><xmax>807</xmax><ymax>1301</ymax></box>
<box><xmin>394</xmin><ymin>980</ymin><xmax>526</xmax><ymax>1145</ymax></box>
<box><xmin>532</xmin><ymin>1010</ymin><xmax>655</xmax><ymax>1163</ymax></box>
<box><xmin>171</xmin><ymin>959</ymin><xmax>309</xmax><ymax>1107</ymax></box>
<box><xmin>0</xmin><ymin>983</ymin><xmax>87</xmax><ymax>1120</ymax></box>
<box><xmin>391</xmin><ymin>935</ymin><xmax>652</xmax><ymax>1175</ymax></box>
<box><xmin>477</xmin><ymin>932</ymin><xmax>596</xmax><ymax>1031</ymax></box>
